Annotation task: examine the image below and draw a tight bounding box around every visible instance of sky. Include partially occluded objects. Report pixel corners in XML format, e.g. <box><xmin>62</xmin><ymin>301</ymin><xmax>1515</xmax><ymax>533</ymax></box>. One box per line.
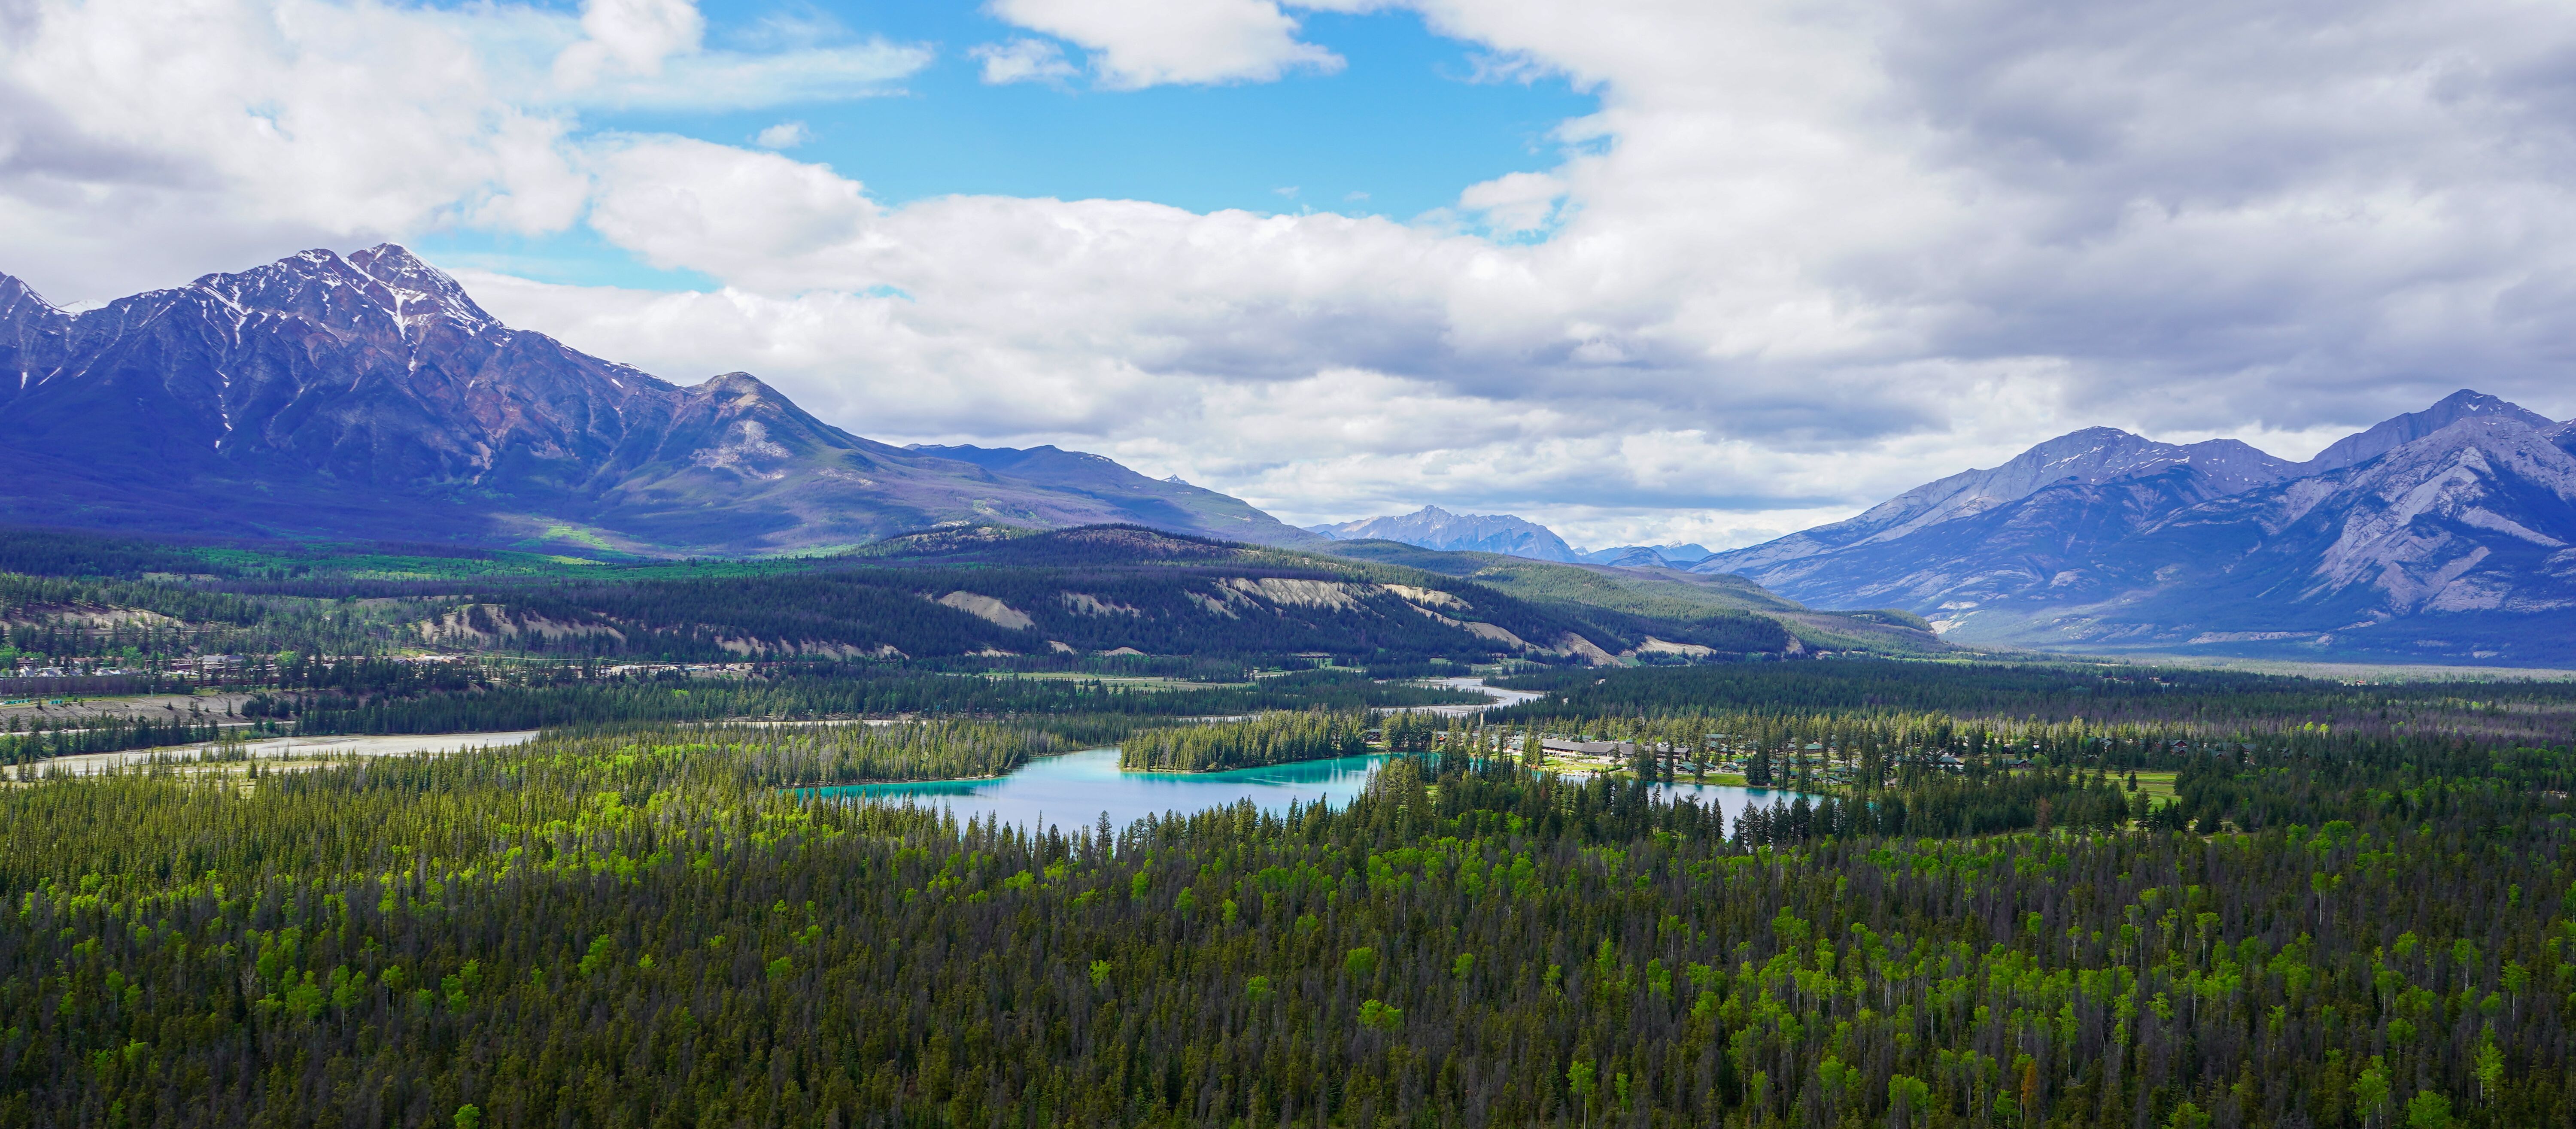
<box><xmin>7</xmin><ymin>0</ymin><xmax>2576</xmax><ymax>550</ymax></box>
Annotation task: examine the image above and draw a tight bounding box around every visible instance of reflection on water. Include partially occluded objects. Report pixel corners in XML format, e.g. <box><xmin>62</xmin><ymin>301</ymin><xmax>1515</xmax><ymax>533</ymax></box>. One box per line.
<box><xmin>812</xmin><ymin>748</ymin><xmax>1807</xmax><ymax>833</ymax></box>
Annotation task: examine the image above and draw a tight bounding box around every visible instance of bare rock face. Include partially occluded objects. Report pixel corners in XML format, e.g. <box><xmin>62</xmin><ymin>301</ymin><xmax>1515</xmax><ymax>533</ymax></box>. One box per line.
<box><xmin>1693</xmin><ymin>392</ymin><xmax>2576</xmax><ymax>664</ymax></box>
<box><xmin>0</xmin><ymin>246</ymin><xmax>1318</xmax><ymax>555</ymax></box>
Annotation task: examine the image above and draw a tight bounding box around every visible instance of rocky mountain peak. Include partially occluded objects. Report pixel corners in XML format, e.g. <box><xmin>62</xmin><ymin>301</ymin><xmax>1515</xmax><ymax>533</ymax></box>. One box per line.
<box><xmin>347</xmin><ymin>243</ymin><xmax>500</xmax><ymax>336</ymax></box>
<box><xmin>178</xmin><ymin>244</ymin><xmax>503</xmax><ymax>346</ymax></box>
<box><xmin>0</xmin><ymin>271</ymin><xmax>61</xmax><ymax>319</ymax></box>
<box><xmin>690</xmin><ymin>371</ymin><xmax>787</xmax><ymax>400</ymax></box>
<box><xmin>2303</xmin><ymin>389</ymin><xmax>2555</xmax><ymax>474</ymax></box>
<box><xmin>0</xmin><ymin>271</ymin><xmax>72</xmax><ymax>373</ymax></box>
<box><xmin>2339</xmin><ymin>407</ymin><xmax>2576</xmax><ymax>500</ymax></box>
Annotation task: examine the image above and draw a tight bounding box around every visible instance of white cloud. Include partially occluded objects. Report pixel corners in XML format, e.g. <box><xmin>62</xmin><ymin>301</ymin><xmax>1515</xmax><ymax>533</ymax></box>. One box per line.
<box><xmin>563</xmin><ymin>42</ymin><xmax>929</xmax><ymax>110</ymax></box>
<box><xmin>969</xmin><ymin>38</ymin><xmax>1078</xmax><ymax>85</ymax></box>
<box><xmin>1456</xmin><ymin>171</ymin><xmax>1562</xmax><ymax>234</ymax></box>
<box><xmin>751</xmin><ymin>121</ymin><xmax>810</xmax><ymax>149</ymax></box>
<box><xmin>0</xmin><ymin>0</ymin><xmax>589</xmax><ymax>301</ymax></box>
<box><xmin>583</xmin><ymin>136</ymin><xmax>882</xmax><ymax>291</ymax></box>
<box><xmin>532</xmin><ymin>0</ymin><xmax>930</xmax><ymax>111</ymax></box>
<box><xmin>552</xmin><ymin>0</ymin><xmax>705</xmax><ymax>88</ymax></box>
<box><xmin>15</xmin><ymin>0</ymin><xmax>2576</xmax><ymax>548</ymax></box>
<box><xmin>0</xmin><ymin>0</ymin><xmax>927</xmax><ymax>302</ymax></box>
<box><xmin>988</xmin><ymin>0</ymin><xmax>1343</xmax><ymax>88</ymax></box>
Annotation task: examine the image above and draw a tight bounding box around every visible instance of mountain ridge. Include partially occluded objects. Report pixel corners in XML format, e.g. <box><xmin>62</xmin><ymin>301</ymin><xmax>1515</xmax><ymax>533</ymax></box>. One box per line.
<box><xmin>1692</xmin><ymin>390</ymin><xmax>2576</xmax><ymax>663</ymax></box>
<box><xmin>0</xmin><ymin>245</ymin><xmax>1320</xmax><ymax>555</ymax></box>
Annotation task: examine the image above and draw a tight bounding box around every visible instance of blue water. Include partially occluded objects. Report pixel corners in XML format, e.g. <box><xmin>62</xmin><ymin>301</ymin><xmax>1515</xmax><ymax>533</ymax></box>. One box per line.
<box><xmin>812</xmin><ymin>748</ymin><xmax>1807</xmax><ymax>833</ymax></box>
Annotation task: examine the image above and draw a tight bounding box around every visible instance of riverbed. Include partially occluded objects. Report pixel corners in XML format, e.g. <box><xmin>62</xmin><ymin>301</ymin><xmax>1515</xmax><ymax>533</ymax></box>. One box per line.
<box><xmin>24</xmin><ymin>731</ymin><xmax>541</xmax><ymax>777</ymax></box>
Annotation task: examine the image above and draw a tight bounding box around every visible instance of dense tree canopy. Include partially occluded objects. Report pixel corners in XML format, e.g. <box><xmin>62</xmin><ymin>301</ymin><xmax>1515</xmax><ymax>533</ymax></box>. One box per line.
<box><xmin>1</xmin><ymin>713</ymin><xmax>2568</xmax><ymax>1126</ymax></box>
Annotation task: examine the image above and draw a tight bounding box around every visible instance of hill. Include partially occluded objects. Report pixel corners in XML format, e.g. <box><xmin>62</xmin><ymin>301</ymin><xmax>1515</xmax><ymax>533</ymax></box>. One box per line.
<box><xmin>0</xmin><ymin>523</ymin><xmax>1875</xmax><ymax>670</ymax></box>
<box><xmin>1315</xmin><ymin>538</ymin><xmax>1952</xmax><ymax>658</ymax></box>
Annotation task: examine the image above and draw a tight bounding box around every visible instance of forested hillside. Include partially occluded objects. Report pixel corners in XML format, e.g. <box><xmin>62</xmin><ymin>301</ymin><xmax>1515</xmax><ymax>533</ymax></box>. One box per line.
<box><xmin>0</xmin><ymin>524</ymin><xmax>1830</xmax><ymax>671</ymax></box>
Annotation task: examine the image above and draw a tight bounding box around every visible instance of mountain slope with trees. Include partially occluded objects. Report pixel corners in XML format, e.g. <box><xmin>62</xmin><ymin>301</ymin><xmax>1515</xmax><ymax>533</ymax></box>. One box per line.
<box><xmin>0</xmin><ymin>523</ymin><xmax>1873</xmax><ymax>673</ymax></box>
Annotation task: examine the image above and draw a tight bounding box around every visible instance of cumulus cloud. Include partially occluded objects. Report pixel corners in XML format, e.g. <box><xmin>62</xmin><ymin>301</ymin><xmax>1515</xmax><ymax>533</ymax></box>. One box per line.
<box><xmin>0</xmin><ymin>0</ymin><xmax>589</xmax><ymax>300</ymax></box>
<box><xmin>552</xmin><ymin>0</ymin><xmax>704</xmax><ymax>87</ymax></box>
<box><xmin>969</xmin><ymin>38</ymin><xmax>1079</xmax><ymax>85</ymax></box>
<box><xmin>12</xmin><ymin>0</ymin><xmax>2576</xmax><ymax>546</ymax></box>
<box><xmin>988</xmin><ymin>0</ymin><xmax>1343</xmax><ymax>88</ymax></box>
<box><xmin>0</xmin><ymin>0</ymin><xmax>926</xmax><ymax>301</ymax></box>
<box><xmin>1456</xmin><ymin>171</ymin><xmax>1563</xmax><ymax>234</ymax></box>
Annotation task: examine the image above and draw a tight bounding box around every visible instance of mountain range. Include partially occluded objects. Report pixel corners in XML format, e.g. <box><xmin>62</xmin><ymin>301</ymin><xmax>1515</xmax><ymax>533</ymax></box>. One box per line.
<box><xmin>1579</xmin><ymin>543</ymin><xmax>1715</xmax><ymax>568</ymax></box>
<box><xmin>1308</xmin><ymin>505</ymin><xmax>1714</xmax><ymax>568</ymax></box>
<box><xmin>1309</xmin><ymin>506</ymin><xmax>1584</xmax><ymax>561</ymax></box>
<box><xmin>1691</xmin><ymin>391</ymin><xmax>2576</xmax><ymax>664</ymax></box>
<box><xmin>0</xmin><ymin>246</ymin><xmax>1321</xmax><ymax>555</ymax></box>
<box><xmin>11</xmin><ymin>246</ymin><xmax>2571</xmax><ymax>666</ymax></box>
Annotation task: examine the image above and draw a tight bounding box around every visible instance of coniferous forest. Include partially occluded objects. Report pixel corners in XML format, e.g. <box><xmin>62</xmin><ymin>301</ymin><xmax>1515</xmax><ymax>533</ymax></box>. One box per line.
<box><xmin>3</xmin><ymin>528</ymin><xmax>2575</xmax><ymax>1126</ymax></box>
<box><xmin>1118</xmin><ymin>710</ymin><xmax>1372</xmax><ymax>772</ymax></box>
<box><xmin>1</xmin><ymin>663</ymin><xmax>2571</xmax><ymax>1128</ymax></box>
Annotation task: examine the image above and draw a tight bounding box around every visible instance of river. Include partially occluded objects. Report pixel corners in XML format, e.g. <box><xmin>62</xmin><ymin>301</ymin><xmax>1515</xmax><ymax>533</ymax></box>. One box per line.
<box><xmin>814</xmin><ymin>747</ymin><xmax>1805</xmax><ymax>833</ymax></box>
<box><xmin>1400</xmin><ymin>676</ymin><xmax>1549</xmax><ymax>716</ymax></box>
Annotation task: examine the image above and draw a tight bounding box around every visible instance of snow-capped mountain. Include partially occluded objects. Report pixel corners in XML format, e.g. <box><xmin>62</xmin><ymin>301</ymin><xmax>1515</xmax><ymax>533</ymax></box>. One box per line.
<box><xmin>1693</xmin><ymin>391</ymin><xmax>2576</xmax><ymax>663</ymax></box>
<box><xmin>1309</xmin><ymin>506</ymin><xmax>1583</xmax><ymax>562</ymax></box>
<box><xmin>0</xmin><ymin>246</ymin><xmax>1318</xmax><ymax>554</ymax></box>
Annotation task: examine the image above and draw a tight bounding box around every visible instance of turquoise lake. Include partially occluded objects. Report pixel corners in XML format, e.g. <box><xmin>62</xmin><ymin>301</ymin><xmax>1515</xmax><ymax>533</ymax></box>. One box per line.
<box><xmin>813</xmin><ymin>748</ymin><xmax>1807</xmax><ymax>833</ymax></box>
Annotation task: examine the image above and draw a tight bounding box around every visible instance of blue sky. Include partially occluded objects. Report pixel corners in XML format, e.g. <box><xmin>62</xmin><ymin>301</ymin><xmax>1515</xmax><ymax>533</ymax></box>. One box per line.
<box><xmin>418</xmin><ymin>1</ymin><xmax>1595</xmax><ymax>290</ymax></box>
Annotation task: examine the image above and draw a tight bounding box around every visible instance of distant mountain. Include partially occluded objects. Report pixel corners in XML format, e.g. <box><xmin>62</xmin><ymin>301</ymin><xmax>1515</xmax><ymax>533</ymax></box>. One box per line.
<box><xmin>0</xmin><ymin>246</ymin><xmax>1318</xmax><ymax>555</ymax></box>
<box><xmin>1309</xmin><ymin>505</ymin><xmax>1582</xmax><ymax>562</ymax></box>
<box><xmin>1704</xmin><ymin>427</ymin><xmax>2298</xmax><ymax>578</ymax></box>
<box><xmin>1693</xmin><ymin>391</ymin><xmax>2576</xmax><ymax>664</ymax></box>
<box><xmin>1578</xmin><ymin>543</ymin><xmax>1714</xmax><ymax>568</ymax></box>
<box><xmin>904</xmin><ymin>445</ymin><xmax>1320</xmax><ymax>547</ymax></box>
